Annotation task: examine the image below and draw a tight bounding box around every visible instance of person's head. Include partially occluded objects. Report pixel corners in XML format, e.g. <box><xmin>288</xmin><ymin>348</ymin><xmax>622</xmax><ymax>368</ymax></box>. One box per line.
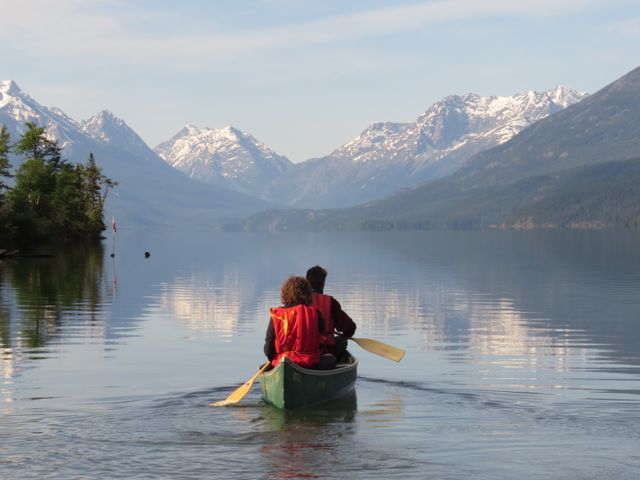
<box><xmin>280</xmin><ymin>276</ymin><xmax>312</xmax><ymax>307</ymax></box>
<box><xmin>306</xmin><ymin>265</ymin><xmax>327</xmax><ymax>292</ymax></box>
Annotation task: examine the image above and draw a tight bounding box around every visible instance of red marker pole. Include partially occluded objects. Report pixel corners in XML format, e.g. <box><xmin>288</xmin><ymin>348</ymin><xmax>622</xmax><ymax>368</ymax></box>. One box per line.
<box><xmin>111</xmin><ymin>217</ymin><xmax>117</xmax><ymax>257</ymax></box>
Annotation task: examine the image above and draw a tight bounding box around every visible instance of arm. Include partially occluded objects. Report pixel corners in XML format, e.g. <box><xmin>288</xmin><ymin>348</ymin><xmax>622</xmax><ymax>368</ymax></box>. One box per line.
<box><xmin>331</xmin><ymin>298</ymin><xmax>356</xmax><ymax>338</ymax></box>
<box><xmin>317</xmin><ymin>310</ymin><xmax>325</xmax><ymax>333</ymax></box>
<box><xmin>264</xmin><ymin>318</ymin><xmax>276</xmax><ymax>361</ymax></box>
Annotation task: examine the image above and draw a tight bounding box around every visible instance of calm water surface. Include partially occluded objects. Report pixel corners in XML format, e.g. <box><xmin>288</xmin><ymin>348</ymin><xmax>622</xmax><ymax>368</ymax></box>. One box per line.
<box><xmin>1</xmin><ymin>230</ymin><xmax>639</xmax><ymax>479</ymax></box>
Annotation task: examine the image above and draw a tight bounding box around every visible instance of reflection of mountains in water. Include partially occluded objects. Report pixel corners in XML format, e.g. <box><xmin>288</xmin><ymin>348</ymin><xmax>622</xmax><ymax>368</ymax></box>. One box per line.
<box><xmin>124</xmin><ymin>230</ymin><xmax>640</xmax><ymax>375</ymax></box>
<box><xmin>336</xmin><ymin>268</ymin><xmax>592</xmax><ymax>374</ymax></box>
<box><xmin>3</xmin><ymin>230</ymin><xmax>638</xmax><ymax>383</ymax></box>
<box><xmin>357</xmin><ymin>230</ymin><xmax>640</xmax><ymax>372</ymax></box>
<box><xmin>158</xmin><ymin>273</ymin><xmax>261</xmax><ymax>336</ymax></box>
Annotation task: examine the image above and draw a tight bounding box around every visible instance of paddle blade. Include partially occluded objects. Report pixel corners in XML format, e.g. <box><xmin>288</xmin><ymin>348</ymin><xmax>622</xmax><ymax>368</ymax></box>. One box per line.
<box><xmin>352</xmin><ymin>337</ymin><xmax>405</xmax><ymax>362</ymax></box>
<box><xmin>209</xmin><ymin>362</ymin><xmax>270</xmax><ymax>407</ymax></box>
<box><xmin>210</xmin><ymin>381</ymin><xmax>253</xmax><ymax>407</ymax></box>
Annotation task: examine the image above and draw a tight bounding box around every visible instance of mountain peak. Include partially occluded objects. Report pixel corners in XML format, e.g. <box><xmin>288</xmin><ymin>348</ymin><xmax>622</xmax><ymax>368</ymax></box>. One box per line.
<box><xmin>95</xmin><ymin>109</ymin><xmax>119</xmax><ymax>120</ymax></box>
<box><xmin>545</xmin><ymin>85</ymin><xmax>586</xmax><ymax>107</ymax></box>
<box><xmin>0</xmin><ymin>80</ymin><xmax>33</xmax><ymax>109</ymax></box>
<box><xmin>154</xmin><ymin>124</ymin><xmax>292</xmax><ymax>196</ymax></box>
<box><xmin>86</xmin><ymin>109</ymin><xmax>127</xmax><ymax>128</ymax></box>
<box><xmin>81</xmin><ymin>109</ymin><xmax>149</xmax><ymax>153</ymax></box>
<box><xmin>172</xmin><ymin>124</ymin><xmax>245</xmax><ymax>141</ymax></box>
<box><xmin>82</xmin><ymin>110</ymin><xmax>126</xmax><ymax>134</ymax></box>
<box><xmin>0</xmin><ymin>80</ymin><xmax>23</xmax><ymax>97</ymax></box>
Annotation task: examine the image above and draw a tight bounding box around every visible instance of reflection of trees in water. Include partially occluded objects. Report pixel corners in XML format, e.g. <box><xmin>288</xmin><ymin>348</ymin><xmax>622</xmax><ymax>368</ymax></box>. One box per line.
<box><xmin>1</xmin><ymin>240</ymin><xmax>107</xmax><ymax>349</ymax></box>
<box><xmin>0</xmin><ymin>302</ymin><xmax>9</xmax><ymax>350</ymax></box>
<box><xmin>0</xmin><ymin>241</ymin><xmax>107</xmax><ymax>400</ymax></box>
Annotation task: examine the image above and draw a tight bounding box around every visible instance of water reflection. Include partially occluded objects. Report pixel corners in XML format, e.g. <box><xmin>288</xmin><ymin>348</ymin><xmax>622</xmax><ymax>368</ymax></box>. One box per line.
<box><xmin>334</xmin><ymin>231</ymin><xmax>640</xmax><ymax>377</ymax></box>
<box><xmin>159</xmin><ymin>273</ymin><xmax>254</xmax><ymax>337</ymax></box>
<box><xmin>1</xmin><ymin>230</ymin><xmax>639</xmax><ymax>399</ymax></box>
<box><xmin>140</xmin><ymin>230</ymin><xmax>640</xmax><ymax>389</ymax></box>
<box><xmin>0</xmin><ymin>241</ymin><xmax>108</xmax><ymax>401</ymax></box>
<box><xmin>360</xmin><ymin>395</ymin><xmax>405</xmax><ymax>429</ymax></box>
<box><xmin>1</xmin><ymin>231</ymin><xmax>639</xmax><ymax>478</ymax></box>
<box><xmin>258</xmin><ymin>393</ymin><xmax>357</xmax><ymax>479</ymax></box>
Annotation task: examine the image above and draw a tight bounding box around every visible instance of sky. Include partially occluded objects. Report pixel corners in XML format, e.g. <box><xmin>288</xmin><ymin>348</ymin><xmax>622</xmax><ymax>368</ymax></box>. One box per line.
<box><xmin>1</xmin><ymin>0</ymin><xmax>639</xmax><ymax>162</ymax></box>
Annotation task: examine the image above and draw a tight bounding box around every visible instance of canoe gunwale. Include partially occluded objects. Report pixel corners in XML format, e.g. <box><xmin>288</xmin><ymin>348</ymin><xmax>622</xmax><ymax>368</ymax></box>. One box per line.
<box><xmin>263</xmin><ymin>355</ymin><xmax>358</xmax><ymax>379</ymax></box>
<box><xmin>260</xmin><ymin>352</ymin><xmax>358</xmax><ymax>409</ymax></box>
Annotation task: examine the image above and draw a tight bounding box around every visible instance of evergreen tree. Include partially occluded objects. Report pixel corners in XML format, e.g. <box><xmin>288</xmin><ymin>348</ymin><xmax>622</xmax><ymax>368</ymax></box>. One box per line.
<box><xmin>13</xmin><ymin>122</ymin><xmax>64</xmax><ymax>170</ymax></box>
<box><xmin>83</xmin><ymin>152</ymin><xmax>115</xmax><ymax>235</ymax></box>
<box><xmin>0</xmin><ymin>126</ymin><xmax>12</xmax><ymax>194</ymax></box>
<box><xmin>8</xmin><ymin>158</ymin><xmax>56</xmax><ymax>236</ymax></box>
<box><xmin>0</xmin><ymin>126</ymin><xmax>13</xmax><ymax>233</ymax></box>
<box><xmin>52</xmin><ymin>163</ymin><xmax>86</xmax><ymax>236</ymax></box>
<box><xmin>6</xmin><ymin>124</ymin><xmax>115</xmax><ymax>239</ymax></box>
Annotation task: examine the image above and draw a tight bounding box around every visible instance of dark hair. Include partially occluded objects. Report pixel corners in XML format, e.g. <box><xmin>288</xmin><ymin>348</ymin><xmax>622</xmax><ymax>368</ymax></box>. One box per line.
<box><xmin>280</xmin><ymin>276</ymin><xmax>312</xmax><ymax>307</ymax></box>
<box><xmin>305</xmin><ymin>265</ymin><xmax>327</xmax><ymax>291</ymax></box>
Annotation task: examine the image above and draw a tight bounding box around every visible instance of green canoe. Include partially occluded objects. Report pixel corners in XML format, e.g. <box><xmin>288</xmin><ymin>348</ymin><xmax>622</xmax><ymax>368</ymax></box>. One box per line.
<box><xmin>259</xmin><ymin>352</ymin><xmax>358</xmax><ymax>409</ymax></box>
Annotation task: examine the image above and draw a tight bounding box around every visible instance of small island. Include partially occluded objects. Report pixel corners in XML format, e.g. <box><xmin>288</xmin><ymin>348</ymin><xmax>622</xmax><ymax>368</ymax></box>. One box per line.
<box><xmin>0</xmin><ymin>122</ymin><xmax>115</xmax><ymax>245</ymax></box>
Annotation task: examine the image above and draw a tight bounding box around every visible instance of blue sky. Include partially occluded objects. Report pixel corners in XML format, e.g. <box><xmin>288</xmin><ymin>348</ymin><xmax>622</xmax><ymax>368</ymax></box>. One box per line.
<box><xmin>2</xmin><ymin>0</ymin><xmax>639</xmax><ymax>162</ymax></box>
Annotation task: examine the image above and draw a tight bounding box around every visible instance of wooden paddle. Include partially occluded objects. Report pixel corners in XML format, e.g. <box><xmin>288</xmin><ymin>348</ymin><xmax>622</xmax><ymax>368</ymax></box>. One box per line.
<box><xmin>351</xmin><ymin>337</ymin><xmax>405</xmax><ymax>362</ymax></box>
<box><xmin>210</xmin><ymin>362</ymin><xmax>271</xmax><ymax>407</ymax></box>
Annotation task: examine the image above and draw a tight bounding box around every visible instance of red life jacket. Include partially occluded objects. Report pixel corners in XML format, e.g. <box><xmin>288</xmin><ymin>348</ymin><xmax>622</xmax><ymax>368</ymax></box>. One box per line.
<box><xmin>270</xmin><ymin>304</ymin><xmax>321</xmax><ymax>368</ymax></box>
<box><xmin>311</xmin><ymin>292</ymin><xmax>336</xmax><ymax>346</ymax></box>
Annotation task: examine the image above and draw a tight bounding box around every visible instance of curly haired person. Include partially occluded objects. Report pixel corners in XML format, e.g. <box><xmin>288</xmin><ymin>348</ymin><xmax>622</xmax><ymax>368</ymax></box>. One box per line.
<box><xmin>264</xmin><ymin>276</ymin><xmax>336</xmax><ymax>370</ymax></box>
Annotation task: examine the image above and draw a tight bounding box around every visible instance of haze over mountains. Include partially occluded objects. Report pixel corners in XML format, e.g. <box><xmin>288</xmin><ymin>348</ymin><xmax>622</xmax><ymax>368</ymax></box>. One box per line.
<box><xmin>153</xmin><ymin>86</ymin><xmax>586</xmax><ymax>208</ymax></box>
<box><xmin>155</xmin><ymin>125</ymin><xmax>293</xmax><ymax>199</ymax></box>
<box><xmin>262</xmin><ymin>86</ymin><xmax>586</xmax><ymax>208</ymax></box>
<box><xmin>3</xmin><ymin>66</ymin><xmax>639</xmax><ymax>231</ymax></box>
<box><xmin>0</xmin><ymin>80</ymin><xmax>269</xmax><ymax>227</ymax></box>
<box><xmin>241</xmin><ymin>66</ymin><xmax>640</xmax><ymax>231</ymax></box>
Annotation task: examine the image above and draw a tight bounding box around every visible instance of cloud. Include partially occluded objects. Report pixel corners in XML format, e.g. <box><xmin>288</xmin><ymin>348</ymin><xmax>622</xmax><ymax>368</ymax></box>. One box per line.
<box><xmin>604</xmin><ymin>18</ymin><xmax>640</xmax><ymax>37</ymax></box>
<box><xmin>0</xmin><ymin>0</ymin><xmax>608</xmax><ymax>70</ymax></box>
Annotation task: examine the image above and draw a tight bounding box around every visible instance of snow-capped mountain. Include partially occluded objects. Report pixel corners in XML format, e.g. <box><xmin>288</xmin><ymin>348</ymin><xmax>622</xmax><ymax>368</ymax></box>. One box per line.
<box><xmin>334</xmin><ymin>86</ymin><xmax>585</xmax><ymax>165</ymax></box>
<box><xmin>155</xmin><ymin>125</ymin><xmax>293</xmax><ymax>198</ymax></box>
<box><xmin>80</xmin><ymin>110</ymin><xmax>155</xmax><ymax>159</ymax></box>
<box><xmin>0</xmin><ymin>80</ymin><xmax>269</xmax><ymax>226</ymax></box>
<box><xmin>1</xmin><ymin>80</ymin><xmax>158</xmax><ymax>164</ymax></box>
<box><xmin>1</xmin><ymin>78</ymin><xmax>589</xmax><ymax>221</ymax></box>
<box><xmin>265</xmin><ymin>86</ymin><xmax>588</xmax><ymax>208</ymax></box>
<box><xmin>0</xmin><ymin>80</ymin><xmax>88</xmax><ymax>153</ymax></box>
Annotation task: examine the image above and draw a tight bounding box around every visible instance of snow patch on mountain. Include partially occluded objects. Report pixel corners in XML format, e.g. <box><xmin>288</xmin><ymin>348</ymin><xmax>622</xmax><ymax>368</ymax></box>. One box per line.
<box><xmin>333</xmin><ymin>86</ymin><xmax>587</xmax><ymax>167</ymax></box>
<box><xmin>0</xmin><ymin>80</ymin><xmax>93</xmax><ymax>155</ymax></box>
<box><xmin>267</xmin><ymin>85</ymin><xmax>588</xmax><ymax>208</ymax></box>
<box><xmin>80</xmin><ymin>110</ymin><xmax>156</xmax><ymax>160</ymax></box>
<box><xmin>1</xmin><ymin>79</ymin><xmax>268</xmax><ymax>227</ymax></box>
<box><xmin>155</xmin><ymin>125</ymin><xmax>293</xmax><ymax>197</ymax></box>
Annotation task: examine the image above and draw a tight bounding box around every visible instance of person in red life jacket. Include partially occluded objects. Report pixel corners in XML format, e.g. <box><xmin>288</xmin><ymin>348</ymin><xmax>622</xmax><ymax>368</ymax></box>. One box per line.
<box><xmin>264</xmin><ymin>276</ymin><xmax>337</xmax><ymax>370</ymax></box>
<box><xmin>306</xmin><ymin>265</ymin><xmax>357</xmax><ymax>361</ymax></box>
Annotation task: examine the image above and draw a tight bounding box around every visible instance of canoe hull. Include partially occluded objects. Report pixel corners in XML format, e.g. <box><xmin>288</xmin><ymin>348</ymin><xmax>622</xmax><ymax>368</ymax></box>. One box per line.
<box><xmin>260</xmin><ymin>353</ymin><xmax>358</xmax><ymax>409</ymax></box>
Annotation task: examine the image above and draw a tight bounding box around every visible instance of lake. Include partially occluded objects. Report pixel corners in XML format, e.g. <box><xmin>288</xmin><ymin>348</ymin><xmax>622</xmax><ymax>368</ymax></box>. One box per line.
<box><xmin>1</xmin><ymin>230</ymin><xmax>640</xmax><ymax>479</ymax></box>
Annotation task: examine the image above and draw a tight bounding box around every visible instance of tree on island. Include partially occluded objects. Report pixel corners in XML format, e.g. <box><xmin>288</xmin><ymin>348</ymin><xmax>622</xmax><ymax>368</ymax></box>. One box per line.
<box><xmin>0</xmin><ymin>126</ymin><xmax>12</xmax><ymax>232</ymax></box>
<box><xmin>0</xmin><ymin>126</ymin><xmax>12</xmax><ymax>193</ymax></box>
<box><xmin>1</xmin><ymin>122</ymin><xmax>116</xmax><ymax>239</ymax></box>
<box><xmin>83</xmin><ymin>152</ymin><xmax>116</xmax><ymax>235</ymax></box>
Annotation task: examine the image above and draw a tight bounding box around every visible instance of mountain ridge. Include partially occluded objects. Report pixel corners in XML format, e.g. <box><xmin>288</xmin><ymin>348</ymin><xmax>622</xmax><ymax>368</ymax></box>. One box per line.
<box><xmin>155</xmin><ymin>124</ymin><xmax>293</xmax><ymax>198</ymax></box>
<box><xmin>235</xmin><ymin>66</ymin><xmax>640</xmax><ymax>231</ymax></box>
<box><xmin>0</xmin><ymin>81</ymin><xmax>271</xmax><ymax>227</ymax></box>
<box><xmin>261</xmin><ymin>85</ymin><xmax>587</xmax><ymax>208</ymax></box>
